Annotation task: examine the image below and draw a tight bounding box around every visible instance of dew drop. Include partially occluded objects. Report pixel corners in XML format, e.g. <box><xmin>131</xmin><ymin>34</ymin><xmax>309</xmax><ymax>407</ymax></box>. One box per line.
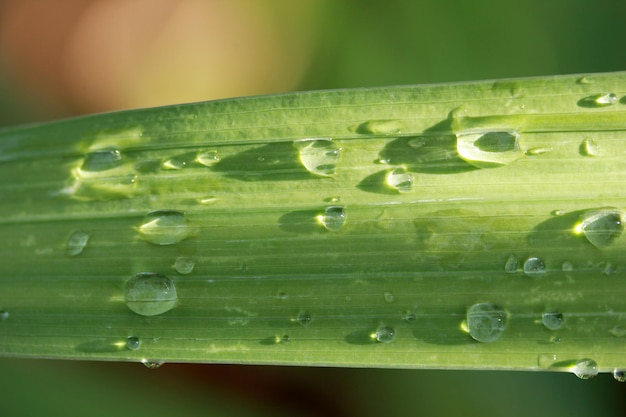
<box><xmin>403</xmin><ymin>312</ymin><xmax>417</xmax><ymax>322</ymax></box>
<box><xmin>276</xmin><ymin>291</ymin><xmax>288</xmax><ymax>300</ymax></box>
<box><xmin>196</xmin><ymin>150</ymin><xmax>220</xmax><ymax>166</ymax></box>
<box><xmin>371</xmin><ymin>325</ymin><xmax>396</xmax><ymax>343</ymax></box>
<box><xmin>318</xmin><ymin>206</ymin><xmax>346</xmax><ymax>232</ymax></box>
<box><xmin>579</xmin><ymin>138</ymin><xmax>601</xmax><ymax>157</ymax></box>
<box><xmin>504</xmin><ymin>254</ymin><xmax>518</xmax><ymax>273</ymax></box>
<box><xmin>161</xmin><ymin>157</ymin><xmax>186</xmax><ymax>170</ymax></box>
<box><xmin>576</xmin><ymin>208</ymin><xmax>624</xmax><ymax>248</ymax></box>
<box><xmin>576</xmin><ymin>76</ymin><xmax>593</xmax><ymax>85</ymax></box>
<box><xmin>523</xmin><ymin>257</ymin><xmax>547</xmax><ymax>277</ymax></box>
<box><xmin>296</xmin><ymin>312</ymin><xmax>312</xmax><ymax>326</ymax></box>
<box><xmin>80</xmin><ymin>148</ymin><xmax>123</xmax><ymax>172</ymax></box>
<box><xmin>383</xmin><ymin>292</ymin><xmax>395</xmax><ymax>303</ymax></box>
<box><xmin>525</xmin><ymin>147</ymin><xmax>552</xmax><ymax>156</ymax></box>
<box><xmin>138</xmin><ymin>210</ymin><xmax>190</xmax><ymax>245</ymax></box>
<box><xmin>174</xmin><ymin>257</ymin><xmax>195</xmax><ymax>275</ymax></box>
<box><xmin>141</xmin><ymin>360</ymin><xmax>164</xmax><ymax>369</ymax></box>
<box><xmin>542</xmin><ymin>311</ymin><xmax>564</xmax><ymax>330</ymax></box>
<box><xmin>562</xmin><ymin>261</ymin><xmax>574</xmax><ymax>272</ymax></box>
<box><xmin>295</xmin><ymin>139</ymin><xmax>341</xmax><ymax>177</ymax></box>
<box><xmin>66</xmin><ymin>231</ymin><xmax>91</xmax><ymax>256</ymax></box>
<box><xmin>456</xmin><ymin>131</ymin><xmax>522</xmax><ymax>168</ymax></box>
<box><xmin>124</xmin><ymin>272</ymin><xmax>178</xmax><ymax>316</ymax></box>
<box><xmin>572</xmin><ymin>358</ymin><xmax>598</xmax><ymax>379</ymax></box>
<box><xmin>613</xmin><ymin>369</ymin><xmax>626</xmax><ymax>382</ymax></box>
<box><xmin>466</xmin><ymin>303</ymin><xmax>507</xmax><ymax>343</ymax></box>
<box><xmin>609</xmin><ymin>325</ymin><xmax>626</xmax><ymax>337</ymax></box>
<box><xmin>126</xmin><ymin>336</ymin><xmax>141</xmax><ymax>351</ymax></box>
<box><xmin>0</xmin><ymin>310</ymin><xmax>8</xmax><ymax>321</ymax></box>
<box><xmin>385</xmin><ymin>167</ymin><xmax>413</xmax><ymax>193</ymax></box>
<box><xmin>578</xmin><ymin>93</ymin><xmax>618</xmax><ymax>108</ymax></box>
<box><xmin>355</xmin><ymin>119</ymin><xmax>405</xmax><ymax>135</ymax></box>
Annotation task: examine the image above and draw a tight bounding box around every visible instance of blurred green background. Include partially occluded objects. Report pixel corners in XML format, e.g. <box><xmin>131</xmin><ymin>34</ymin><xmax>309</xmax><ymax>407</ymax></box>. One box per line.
<box><xmin>0</xmin><ymin>0</ymin><xmax>625</xmax><ymax>415</ymax></box>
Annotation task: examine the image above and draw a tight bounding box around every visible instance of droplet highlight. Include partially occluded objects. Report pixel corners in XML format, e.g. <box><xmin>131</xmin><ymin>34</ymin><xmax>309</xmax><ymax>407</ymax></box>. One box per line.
<box><xmin>174</xmin><ymin>257</ymin><xmax>195</xmax><ymax>275</ymax></box>
<box><xmin>124</xmin><ymin>272</ymin><xmax>178</xmax><ymax>316</ymax></box>
<box><xmin>295</xmin><ymin>139</ymin><xmax>341</xmax><ymax>177</ymax></box>
<box><xmin>541</xmin><ymin>311</ymin><xmax>564</xmax><ymax>330</ymax></box>
<box><xmin>456</xmin><ymin>131</ymin><xmax>522</xmax><ymax>168</ymax></box>
<box><xmin>318</xmin><ymin>206</ymin><xmax>346</xmax><ymax>232</ymax></box>
<box><xmin>385</xmin><ymin>167</ymin><xmax>413</xmax><ymax>193</ymax></box>
<box><xmin>572</xmin><ymin>358</ymin><xmax>598</xmax><ymax>380</ymax></box>
<box><xmin>576</xmin><ymin>208</ymin><xmax>624</xmax><ymax>248</ymax></box>
<box><xmin>138</xmin><ymin>210</ymin><xmax>190</xmax><ymax>245</ymax></box>
<box><xmin>523</xmin><ymin>257</ymin><xmax>547</xmax><ymax>277</ymax></box>
<box><xmin>66</xmin><ymin>231</ymin><xmax>91</xmax><ymax>256</ymax></box>
<box><xmin>466</xmin><ymin>303</ymin><xmax>507</xmax><ymax>343</ymax></box>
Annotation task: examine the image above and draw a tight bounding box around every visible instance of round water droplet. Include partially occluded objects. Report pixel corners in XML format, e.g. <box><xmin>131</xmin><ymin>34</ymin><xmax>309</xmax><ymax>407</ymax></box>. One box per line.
<box><xmin>295</xmin><ymin>139</ymin><xmax>341</xmax><ymax>177</ymax></box>
<box><xmin>578</xmin><ymin>93</ymin><xmax>618</xmax><ymax>108</ymax></box>
<box><xmin>383</xmin><ymin>292</ymin><xmax>395</xmax><ymax>303</ymax></box>
<box><xmin>196</xmin><ymin>150</ymin><xmax>220</xmax><ymax>166</ymax></box>
<box><xmin>572</xmin><ymin>358</ymin><xmax>598</xmax><ymax>379</ymax></box>
<box><xmin>124</xmin><ymin>272</ymin><xmax>178</xmax><ymax>316</ymax></box>
<box><xmin>141</xmin><ymin>360</ymin><xmax>164</xmax><ymax>369</ymax></box>
<box><xmin>403</xmin><ymin>312</ymin><xmax>416</xmax><ymax>322</ymax></box>
<box><xmin>385</xmin><ymin>167</ymin><xmax>413</xmax><ymax>193</ymax></box>
<box><xmin>610</xmin><ymin>325</ymin><xmax>626</xmax><ymax>337</ymax></box>
<box><xmin>504</xmin><ymin>254</ymin><xmax>518</xmax><ymax>273</ymax></box>
<box><xmin>80</xmin><ymin>148</ymin><xmax>123</xmax><ymax>172</ymax></box>
<box><xmin>174</xmin><ymin>257</ymin><xmax>195</xmax><ymax>275</ymax></box>
<box><xmin>138</xmin><ymin>210</ymin><xmax>190</xmax><ymax>245</ymax></box>
<box><xmin>466</xmin><ymin>303</ymin><xmax>507</xmax><ymax>343</ymax></box>
<box><xmin>296</xmin><ymin>312</ymin><xmax>312</xmax><ymax>326</ymax></box>
<box><xmin>456</xmin><ymin>131</ymin><xmax>523</xmax><ymax>168</ymax></box>
<box><xmin>542</xmin><ymin>311</ymin><xmax>564</xmax><ymax>330</ymax></box>
<box><xmin>0</xmin><ymin>310</ymin><xmax>8</xmax><ymax>321</ymax></box>
<box><xmin>318</xmin><ymin>206</ymin><xmax>346</xmax><ymax>232</ymax></box>
<box><xmin>126</xmin><ymin>336</ymin><xmax>141</xmax><ymax>351</ymax></box>
<box><xmin>562</xmin><ymin>261</ymin><xmax>574</xmax><ymax>272</ymax></box>
<box><xmin>613</xmin><ymin>369</ymin><xmax>626</xmax><ymax>382</ymax></box>
<box><xmin>577</xmin><ymin>208</ymin><xmax>624</xmax><ymax>248</ymax></box>
<box><xmin>372</xmin><ymin>325</ymin><xmax>396</xmax><ymax>343</ymax></box>
<box><xmin>523</xmin><ymin>257</ymin><xmax>547</xmax><ymax>277</ymax></box>
<box><xmin>579</xmin><ymin>138</ymin><xmax>600</xmax><ymax>157</ymax></box>
<box><xmin>355</xmin><ymin>119</ymin><xmax>405</xmax><ymax>135</ymax></box>
<box><xmin>66</xmin><ymin>231</ymin><xmax>91</xmax><ymax>256</ymax></box>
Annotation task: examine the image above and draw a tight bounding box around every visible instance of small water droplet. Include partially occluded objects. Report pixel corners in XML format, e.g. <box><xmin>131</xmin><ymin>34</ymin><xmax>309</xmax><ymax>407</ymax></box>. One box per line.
<box><xmin>579</xmin><ymin>138</ymin><xmax>601</xmax><ymax>157</ymax></box>
<box><xmin>198</xmin><ymin>196</ymin><xmax>218</xmax><ymax>204</ymax></box>
<box><xmin>276</xmin><ymin>291</ymin><xmax>287</xmax><ymax>300</ymax></box>
<box><xmin>138</xmin><ymin>210</ymin><xmax>190</xmax><ymax>245</ymax></box>
<box><xmin>355</xmin><ymin>119</ymin><xmax>405</xmax><ymax>135</ymax></box>
<box><xmin>296</xmin><ymin>312</ymin><xmax>312</xmax><ymax>326</ymax></box>
<box><xmin>324</xmin><ymin>196</ymin><xmax>341</xmax><ymax>203</ymax></box>
<box><xmin>551</xmin><ymin>209</ymin><xmax>565</xmax><ymax>216</ymax></box>
<box><xmin>603</xmin><ymin>262</ymin><xmax>617</xmax><ymax>276</ymax></box>
<box><xmin>295</xmin><ymin>139</ymin><xmax>341</xmax><ymax>177</ymax></box>
<box><xmin>317</xmin><ymin>206</ymin><xmax>346</xmax><ymax>232</ymax></box>
<box><xmin>0</xmin><ymin>310</ymin><xmax>8</xmax><ymax>321</ymax></box>
<box><xmin>562</xmin><ymin>261</ymin><xmax>574</xmax><ymax>272</ymax></box>
<box><xmin>272</xmin><ymin>334</ymin><xmax>290</xmax><ymax>344</ymax></box>
<box><xmin>80</xmin><ymin>148</ymin><xmax>123</xmax><ymax>172</ymax></box>
<box><xmin>403</xmin><ymin>312</ymin><xmax>417</xmax><ymax>322</ymax></box>
<box><xmin>371</xmin><ymin>325</ymin><xmax>396</xmax><ymax>343</ymax></box>
<box><xmin>66</xmin><ymin>231</ymin><xmax>91</xmax><ymax>256</ymax></box>
<box><xmin>609</xmin><ymin>325</ymin><xmax>626</xmax><ymax>337</ymax></box>
<box><xmin>578</xmin><ymin>93</ymin><xmax>618</xmax><ymax>107</ymax></box>
<box><xmin>572</xmin><ymin>358</ymin><xmax>598</xmax><ymax>379</ymax></box>
<box><xmin>613</xmin><ymin>369</ymin><xmax>626</xmax><ymax>382</ymax></box>
<box><xmin>456</xmin><ymin>131</ymin><xmax>522</xmax><ymax>168</ymax></box>
<box><xmin>162</xmin><ymin>157</ymin><xmax>186</xmax><ymax>170</ymax></box>
<box><xmin>126</xmin><ymin>336</ymin><xmax>141</xmax><ymax>351</ymax></box>
<box><xmin>383</xmin><ymin>292</ymin><xmax>395</xmax><ymax>303</ymax></box>
<box><xmin>525</xmin><ymin>147</ymin><xmax>552</xmax><ymax>156</ymax></box>
<box><xmin>385</xmin><ymin>167</ymin><xmax>413</xmax><ymax>193</ymax></box>
<box><xmin>174</xmin><ymin>257</ymin><xmax>195</xmax><ymax>274</ymax></box>
<box><xmin>466</xmin><ymin>303</ymin><xmax>507</xmax><ymax>343</ymax></box>
<box><xmin>576</xmin><ymin>208</ymin><xmax>624</xmax><ymax>248</ymax></box>
<box><xmin>577</xmin><ymin>76</ymin><xmax>594</xmax><ymax>85</ymax></box>
<box><xmin>196</xmin><ymin>150</ymin><xmax>220</xmax><ymax>166</ymax></box>
<box><xmin>504</xmin><ymin>254</ymin><xmax>518</xmax><ymax>273</ymax></box>
<box><xmin>523</xmin><ymin>257</ymin><xmax>547</xmax><ymax>277</ymax></box>
<box><xmin>124</xmin><ymin>272</ymin><xmax>178</xmax><ymax>316</ymax></box>
<box><xmin>141</xmin><ymin>360</ymin><xmax>164</xmax><ymax>369</ymax></box>
<box><xmin>542</xmin><ymin>311</ymin><xmax>565</xmax><ymax>330</ymax></box>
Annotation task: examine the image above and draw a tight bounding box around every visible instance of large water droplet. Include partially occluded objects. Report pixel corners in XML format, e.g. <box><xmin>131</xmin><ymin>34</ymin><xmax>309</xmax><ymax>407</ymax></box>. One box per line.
<box><xmin>456</xmin><ymin>131</ymin><xmax>522</xmax><ymax>168</ymax></box>
<box><xmin>295</xmin><ymin>139</ymin><xmax>341</xmax><ymax>177</ymax></box>
<box><xmin>572</xmin><ymin>358</ymin><xmax>598</xmax><ymax>379</ymax></box>
<box><xmin>579</xmin><ymin>138</ymin><xmax>601</xmax><ymax>157</ymax></box>
<box><xmin>576</xmin><ymin>208</ymin><xmax>624</xmax><ymax>248</ymax></box>
<box><xmin>523</xmin><ymin>257</ymin><xmax>547</xmax><ymax>277</ymax></box>
<box><xmin>466</xmin><ymin>303</ymin><xmax>507</xmax><ymax>343</ymax></box>
<box><xmin>66</xmin><ymin>231</ymin><xmax>91</xmax><ymax>256</ymax></box>
<box><xmin>385</xmin><ymin>167</ymin><xmax>413</xmax><ymax>193</ymax></box>
<box><xmin>355</xmin><ymin>119</ymin><xmax>405</xmax><ymax>135</ymax></box>
<box><xmin>196</xmin><ymin>150</ymin><xmax>221</xmax><ymax>166</ymax></box>
<box><xmin>126</xmin><ymin>336</ymin><xmax>141</xmax><ymax>351</ymax></box>
<box><xmin>613</xmin><ymin>369</ymin><xmax>626</xmax><ymax>382</ymax></box>
<box><xmin>371</xmin><ymin>325</ymin><xmax>396</xmax><ymax>343</ymax></box>
<box><xmin>173</xmin><ymin>257</ymin><xmax>195</xmax><ymax>275</ymax></box>
<box><xmin>124</xmin><ymin>272</ymin><xmax>178</xmax><ymax>316</ymax></box>
<box><xmin>578</xmin><ymin>93</ymin><xmax>618</xmax><ymax>108</ymax></box>
<box><xmin>318</xmin><ymin>206</ymin><xmax>346</xmax><ymax>231</ymax></box>
<box><xmin>80</xmin><ymin>148</ymin><xmax>123</xmax><ymax>172</ymax></box>
<box><xmin>138</xmin><ymin>210</ymin><xmax>190</xmax><ymax>245</ymax></box>
<box><xmin>542</xmin><ymin>311</ymin><xmax>564</xmax><ymax>330</ymax></box>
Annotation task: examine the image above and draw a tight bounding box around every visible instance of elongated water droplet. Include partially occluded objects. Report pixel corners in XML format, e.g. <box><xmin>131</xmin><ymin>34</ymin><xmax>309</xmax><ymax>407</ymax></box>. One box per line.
<box><xmin>579</xmin><ymin>138</ymin><xmax>600</xmax><ymax>157</ymax></box>
<box><xmin>613</xmin><ymin>369</ymin><xmax>626</xmax><ymax>382</ymax></box>
<box><xmin>80</xmin><ymin>148</ymin><xmax>123</xmax><ymax>172</ymax></box>
<box><xmin>371</xmin><ymin>325</ymin><xmax>395</xmax><ymax>343</ymax></box>
<box><xmin>173</xmin><ymin>257</ymin><xmax>195</xmax><ymax>275</ymax></box>
<box><xmin>577</xmin><ymin>76</ymin><xmax>593</xmax><ymax>85</ymax></box>
<box><xmin>576</xmin><ymin>208</ymin><xmax>624</xmax><ymax>248</ymax></box>
<box><xmin>466</xmin><ymin>303</ymin><xmax>507</xmax><ymax>343</ymax></box>
<box><xmin>386</xmin><ymin>167</ymin><xmax>413</xmax><ymax>193</ymax></box>
<box><xmin>504</xmin><ymin>254</ymin><xmax>518</xmax><ymax>273</ymax></box>
<box><xmin>141</xmin><ymin>360</ymin><xmax>164</xmax><ymax>369</ymax></box>
<box><xmin>542</xmin><ymin>311</ymin><xmax>564</xmax><ymax>330</ymax></box>
<box><xmin>355</xmin><ymin>119</ymin><xmax>405</xmax><ymax>135</ymax></box>
<box><xmin>572</xmin><ymin>358</ymin><xmax>598</xmax><ymax>379</ymax></box>
<box><xmin>296</xmin><ymin>312</ymin><xmax>312</xmax><ymax>326</ymax></box>
<box><xmin>523</xmin><ymin>257</ymin><xmax>547</xmax><ymax>277</ymax></box>
<box><xmin>138</xmin><ymin>210</ymin><xmax>190</xmax><ymax>245</ymax></box>
<box><xmin>66</xmin><ymin>231</ymin><xmax>91</xmax><ymax>256</ymax></box>
<box><xmin>196</xmin><ymin>150</ymin><xmax>220</xmax><ymax>166</ymax></box>
<box><xmin>525</xmin><ymin>147</ymin><xmax>552</xmax><ymax>156</ymax></box>
<box><xmin>124</xmin><ymin>272</ymin><xmax>178</xmax><ymax>316</ymax></box>
<box><xmin>456</xmin><ymin>131</ymin><xmax>522</xmax><ymax>168</ymax></box>
<box><xmin>126</xmin><ymin>336</ymin><xmax>141</xmax><ymax>351</ymax></box>
<box><xmin>317</xmin><ymin>206</ymin><xmax>346</xmax><ymax>231</ymax></box>
<box><xmin>578</xmin><ymin>93</ymin><xmax>618</xmax><ymax>107</ymax></box>
<box><xmin>295</xmin><ymin>139</ymin><xmax>341</xmax><ymax>177</ymax></box>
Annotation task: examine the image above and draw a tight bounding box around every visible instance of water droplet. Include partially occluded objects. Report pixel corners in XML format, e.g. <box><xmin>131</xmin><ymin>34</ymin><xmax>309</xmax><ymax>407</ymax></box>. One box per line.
<box><xmin>0</xmin><ymin>310</ymin><xmax>8</xmax><ymax>321</ymax></box>
<box><xmin>196</xmin><ymin>150</ymin><xmax>220</xmax><ymax>166</ymax></box>
<box><xmin>317</xmin><ymin>206</ymin><xmax>346</xmax><ymax>232</ymax></box>
<box><xmin>385</xmin><ymin>167</ymin><xmax>413</xmax><ymax>193</ymax></box>
<box><xmin>466</xmin><ymin>303</ymin><xmax>507</xmax><ymax>343</ymax></box>
<box><xmin>572</xmin><ymin>358</ymin><xmax>598</xmax><ymax>379</ymax></box>
<box><xmin>504</xmin><ymin>254</ymin><xmax>518</xmax><ymax>273</ymax></box>
<box><xmin>80</xmin><ymin>148</ymin><xmax>123</xmax><ymax>172</ymax></box>
<box><xmin>613</xmin><ymin>369</ymin><xmax>626</xmax><ymax>382</ymax></box>
<box><xmin>579</xmin><ymin>138</ymin><xmax>600</xmax><ymax>157</ymax></box>
<box><xmin>456</xmin><ymin>131</ymin><xmax>523</xmax><ymax>168</ymax></box>
<box><xmin>578</xmin><ymin>93</ymin><xmax>618</xmax><ymax>107</ymax></box>
<box><xmin>523</xmin><ymin>257</ymin><xmax>547</xmax><ymax>277</ymax></box>
<box><xmin>542</xmin><ymin>311</ymin><xmax>564</xmax><ymax>330</ymax></box>
<box><xmin>296</xmin><ymin>312</ymin><xmax>312</xmax><ymax>326</ymax></box>
<box><xmin>562</xmin><ymin>261</ymin><xmax>574</xmax><ymax>272</ymax></box>
<box><xmin>355</xmin><ymin>119</ymin><xmax>405</xmax><ymax>135</ymax></box>
<box><xmin>124</xmin><ymin>272</ymin><xmax>178</xmax><ymax>316</ymax></box>
<box><xmin>138</xmin><ymin>210</ymin><xmax>190</xmax><ymax>245</ymax></box>
<box><xmin>162</xmin><ymin>157</ymin><xmax>186</xmax><ymax>170</ymax></box>
<box><xmin>551</xmin><ymin>209</ymin><xmax>565</xmax><ymax>216</ymax></box>
<box><xmin>126</xmin><ymin>336</ymin><xmax>141</xmax><ymax>351</ymax></box>
<box><xmin>525</xmin><ymin>147</ymin><xmax>552</xmax><ymax>156</ymax></box>
<box><xmin>276</xmin><ymin>291</ymin><xmax>287</xmax><ymax>300</ymax></box>
<box><xmin>371</xmin><ymin>325</ymin><xmax>396</xmax><ymax>343</ymax></box>
<box><xmin>576</xmin><ymin>208</ymin><xmax>624</xmax><ymax>248</ymax></box>
<box><xmin>173</xmin><ymin>257</ymin><xmax>195</xmax><ymax>274</ymax></box>
<box><xmin>383</xmin><ymin>292</ymin><xmax>395</xmax><ymax>303</ymax></box>
<box><xmin>198</xmin><ymin>196</ymin><xmax>218</xmax><ymax>204</ymax></box>
<box><xmin>295</xmin><ymin>139</ymin><xmax>341</xmax><ymax>177</ymax></box>
<box><xmin>610</xmin><ymin>325</ymin><xmax>626</xmax><ymax>337</ymax></box>
<box><xmin>271</xmin><ymin>334</ymin><xmax>290</xmax><ymax>344</ymax></box>
<box><xmin>141</xmin><ymin>360</ymin><xmax>164</xmax><ymax>369</ymax></box>
<box><xmin>403</xmin><ymin>312</ymin><xmax>417</xmax><ymax>322</ymax></box>
<box><xmin>577</xmin><ymin>76</ymin><xmax>594</xmax><ymax>85</ymax></box>
<box><xmin>66</xmin><ymin>231</ymin><xmax>91</xmax><ymax>256</ymax></box>
<box><xmin>324</xmin><ymin>196</ymin><xmax>341</xmax><ymax>203</ymax></box>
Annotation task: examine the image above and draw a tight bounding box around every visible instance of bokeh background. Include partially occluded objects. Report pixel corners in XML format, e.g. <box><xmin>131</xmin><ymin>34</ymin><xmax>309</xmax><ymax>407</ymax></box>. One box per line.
<box><xmin>1</xmin><ymin>0</ymin><xmax>625</xmax><ymax>415</ymax></box>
